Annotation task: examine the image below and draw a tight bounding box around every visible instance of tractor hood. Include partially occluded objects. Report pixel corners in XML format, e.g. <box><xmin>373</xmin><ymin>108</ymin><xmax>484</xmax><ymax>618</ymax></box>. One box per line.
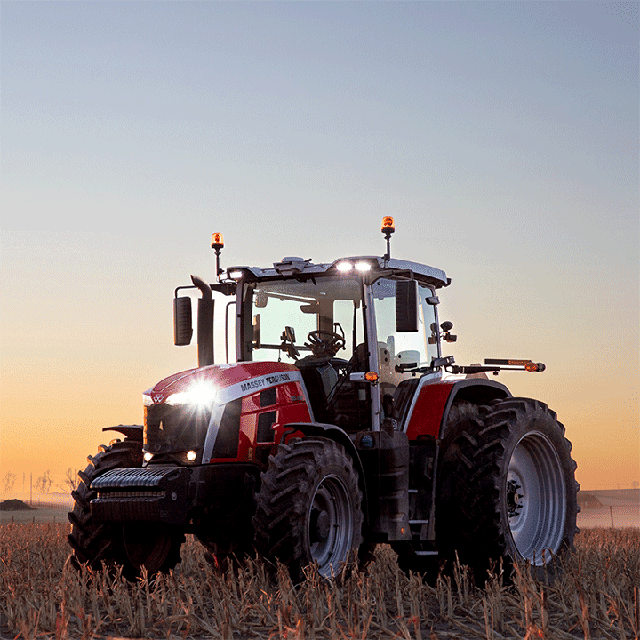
<box><xmin>143</xmin><ymin>361</ymin><xmax>304</xmax><ymax>408</ymax></box>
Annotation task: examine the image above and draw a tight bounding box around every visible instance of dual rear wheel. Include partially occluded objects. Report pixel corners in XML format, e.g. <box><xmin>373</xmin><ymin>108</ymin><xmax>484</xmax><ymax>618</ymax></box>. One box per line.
<box><xmin>434</xmin><ymin>398</ymin><xmax>579</xmax><ymax>583</ymax></box>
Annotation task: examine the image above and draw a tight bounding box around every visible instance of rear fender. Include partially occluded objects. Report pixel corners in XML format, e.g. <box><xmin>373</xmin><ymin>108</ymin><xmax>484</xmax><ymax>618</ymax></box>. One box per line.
<box><xmin>404</xmin><ymin>379</ymin><xmax>510</xmax><ymax>441</ymax></box>
<box><xmin>439</xmin><ymin>379</ymin><xmax>511</xmax><ymax>439</ymax></box>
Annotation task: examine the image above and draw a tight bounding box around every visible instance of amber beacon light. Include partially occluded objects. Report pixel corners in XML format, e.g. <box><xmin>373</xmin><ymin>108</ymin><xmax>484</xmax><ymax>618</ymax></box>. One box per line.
<box><xmin>212</xmin><ymin>233</ymin><xmax>225</xmax><ymax>280</ymax></box>
<box><xmin>381</xmin><ymin>216</ymin><xmax>395</xmax><ymax>236</ymax></box>
<box><xmin>381</xmin><ymin>216</ymin><xmax>395</xmax><ymax>261</ymax></box>
<box><xmin>211</xmin><ymin>233</ymin><xmax>224</xmax><ymax>249</ymax></box>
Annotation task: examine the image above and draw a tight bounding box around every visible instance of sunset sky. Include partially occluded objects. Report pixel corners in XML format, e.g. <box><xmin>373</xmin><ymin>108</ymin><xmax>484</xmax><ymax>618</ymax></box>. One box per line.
<box><xmin>1</xmin><ymin>2</ymin><xmax>638</xmax><ymax>493</ymax></box>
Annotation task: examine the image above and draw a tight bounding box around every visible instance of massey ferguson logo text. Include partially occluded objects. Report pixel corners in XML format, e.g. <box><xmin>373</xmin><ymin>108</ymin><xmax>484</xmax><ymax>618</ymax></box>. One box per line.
<box><xmin>240</xmin><ymin>372</ymin><xmax>291</xmax><ymax>393</ymax></box>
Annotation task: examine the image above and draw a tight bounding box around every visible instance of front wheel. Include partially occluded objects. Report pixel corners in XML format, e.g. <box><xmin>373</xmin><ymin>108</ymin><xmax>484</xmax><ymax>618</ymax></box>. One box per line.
<box><xmin>68</xmin><ymin>440</ymin><xmax>183</xmax><ymax>579</ymax></box>
<box><xmin>253</xmin><ymin>438</ymin><xmax>364</xmax><ymax>581</ymax></box>
<box><xmin>437</xmin><ymin>398</ymin><xmax>579</xmax><ymax>583</ymax></box>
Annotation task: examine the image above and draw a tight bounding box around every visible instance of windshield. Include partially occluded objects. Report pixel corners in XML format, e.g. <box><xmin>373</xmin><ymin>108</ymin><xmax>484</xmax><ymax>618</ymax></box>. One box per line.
<box><xmin>245</xmin><ymin>277</ymin><xmax>365</xmax><ymax>363</ymax></box>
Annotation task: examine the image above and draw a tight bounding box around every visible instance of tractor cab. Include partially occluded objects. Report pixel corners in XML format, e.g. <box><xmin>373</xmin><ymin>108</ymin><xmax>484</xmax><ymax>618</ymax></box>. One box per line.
<box><xmin>174</xmin><ymin>220</ymin><xmax>450</xmax><ymax>435</ymax></box>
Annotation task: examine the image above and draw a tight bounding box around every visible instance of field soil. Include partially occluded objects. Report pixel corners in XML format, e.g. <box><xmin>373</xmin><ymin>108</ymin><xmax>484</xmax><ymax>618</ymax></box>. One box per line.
<box><xmin>0</xmin><ymin>506</ymin><xmax>69</xmax><ymax>525</ymax></box>
<box><xmin>0</xmin><ymin>500</ymin><xmax>34</xmax><ymax>511</ymax></box>
<box><xmin>1</xmin><ymin>524</ymin><xmax>639</xmax><ymax>640</ymax></box>
<box><xmin>577</xmin><ymin>489</ymin><xmax>639</xmax><ymax>528</ymax></box>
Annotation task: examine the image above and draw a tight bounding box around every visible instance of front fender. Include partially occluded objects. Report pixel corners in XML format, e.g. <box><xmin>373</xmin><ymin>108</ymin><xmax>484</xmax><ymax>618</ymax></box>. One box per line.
<box><xmin>103</xmin><ymin>424</ymin><xmax>143</xmax><ymax>442</ymax></box>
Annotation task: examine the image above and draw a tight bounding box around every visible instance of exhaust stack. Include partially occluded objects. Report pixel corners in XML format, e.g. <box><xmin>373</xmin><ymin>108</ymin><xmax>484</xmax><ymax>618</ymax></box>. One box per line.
<box><xmin>191</xmin><ymin>275</ymin><xmax>214</xmax><ymax>367</ymax></box>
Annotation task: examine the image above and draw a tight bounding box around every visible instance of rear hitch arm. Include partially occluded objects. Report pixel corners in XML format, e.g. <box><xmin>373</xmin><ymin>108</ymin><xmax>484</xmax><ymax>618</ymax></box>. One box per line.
<box><xmin>448</xmin><ymin>359</ymin><xmax>546</xmax><ymax>375</ymax></box>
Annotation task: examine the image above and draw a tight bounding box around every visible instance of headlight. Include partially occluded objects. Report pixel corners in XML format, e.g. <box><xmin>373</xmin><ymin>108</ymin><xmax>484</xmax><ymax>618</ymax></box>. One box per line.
<box><xmin>165</xmin><ymin>381</ymin><xmax>218</xmax><ymax>406</ymax></box>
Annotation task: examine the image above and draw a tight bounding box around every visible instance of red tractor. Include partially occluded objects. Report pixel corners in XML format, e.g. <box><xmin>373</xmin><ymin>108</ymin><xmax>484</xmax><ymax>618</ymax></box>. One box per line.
<box><xmin>68</xmin><ymin>218</ymin><xmax>579</xmax><ymax>583</ymax></box>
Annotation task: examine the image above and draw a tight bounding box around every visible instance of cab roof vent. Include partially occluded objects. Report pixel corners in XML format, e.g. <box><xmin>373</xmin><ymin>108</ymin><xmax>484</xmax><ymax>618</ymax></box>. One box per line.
<box><xmin>274</xmin><ymin>257</ymin><xmax>312</xmax><ymax>276</ymax></box>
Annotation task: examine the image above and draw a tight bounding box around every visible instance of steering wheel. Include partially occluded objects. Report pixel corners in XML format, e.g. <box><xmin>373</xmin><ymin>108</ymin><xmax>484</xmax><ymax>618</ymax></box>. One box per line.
<box><xmin>305</xmin><ymin>330</ymin><xmax>346</xmax><ymax>358</ymax></box>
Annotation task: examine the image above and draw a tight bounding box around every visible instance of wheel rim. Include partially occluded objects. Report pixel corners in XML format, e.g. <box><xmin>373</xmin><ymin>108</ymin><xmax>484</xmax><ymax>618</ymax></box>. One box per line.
<box><xmin>121</xmin><ymin>524</ymin><xmax>174</xmax><ymax>574</ymax></box>
<box><xmin>308</xmin><ymin>474</ymin><xmax>354</xmax><ymax>577</ymax></box>
<box><xmin>507</xmin><ymin>431</ymin><xmax>566</xmax><ymax>565</ymax></box>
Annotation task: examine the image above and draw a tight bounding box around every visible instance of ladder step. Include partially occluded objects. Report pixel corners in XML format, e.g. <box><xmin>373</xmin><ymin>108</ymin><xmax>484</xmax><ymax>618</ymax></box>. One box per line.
<box><xmin>409</xmin><ymin>519</ymin><xmax>429</xmax><ymax>525</ymax></box>
<box><xmin>408</xmin><ymin>489</ymin><xmax>418</xmax><ymax>493</ymax></box>
<box><xmin>415</xmin><ymin>551</ymin><xmax>438</xmax><ymax>557</ymax></box>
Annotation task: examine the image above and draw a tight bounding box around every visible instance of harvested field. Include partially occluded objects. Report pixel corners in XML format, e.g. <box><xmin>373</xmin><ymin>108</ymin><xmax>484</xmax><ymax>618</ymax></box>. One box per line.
<box><xmin>0</xmin><ymin>524</ymin><xmax>638</xmax><ymax>639</ymax></box>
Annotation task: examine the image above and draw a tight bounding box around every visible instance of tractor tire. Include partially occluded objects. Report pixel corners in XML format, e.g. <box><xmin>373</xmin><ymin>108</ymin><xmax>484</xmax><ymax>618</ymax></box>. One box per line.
<box><xmin>436</xmin><ymin>398</ymin><xmax>579</xmax><ymax>584</ymax></box>
<box><xmin>68</xmin><ymin>440</ymin><xmax>184</xmax><ymax>579</ymax></box>
<box><xmin>253</xmin><ymin>438</ymin><xmax>364</xmax><ymax>581</ymax></box>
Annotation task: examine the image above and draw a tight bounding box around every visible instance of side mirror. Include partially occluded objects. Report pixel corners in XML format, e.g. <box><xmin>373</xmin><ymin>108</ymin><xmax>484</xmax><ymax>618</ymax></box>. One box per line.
<box><xmin>396</xmin><ymin>280</ymin><xmax>419</xmax><ymax>332</ymax></box>
<box><xmin>173</xmin><ymin>296</ymin><xmax>193</xmax><ymax>346</ymax></box>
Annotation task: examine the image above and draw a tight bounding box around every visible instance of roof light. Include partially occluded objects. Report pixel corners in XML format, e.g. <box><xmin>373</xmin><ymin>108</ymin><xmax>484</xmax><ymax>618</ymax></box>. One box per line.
<box><xmin>211</xmin><ymin>233</ymin><xmax>224</xmax><ymax>249</ymax></box>
<box><xmin>186</xmin><ymin>450</ymin><xmax>197</xmax><ymax>461</ymax></box>
<box><xmin>229</xmin><ymin>270</ymin><xmax>244</xmax><ymax>280</ymax></box>
<box><xmin>381</xmin><ymin>216</ymin><xmax>395</xmax><ymax>235</ymax></box>
<box><xmin>355</xmin><ymin>261</ymin><xmax>372</xmax><ymax>272</ymax></box>
<box><xmin>336</xmin><ymin>261</ymin><xmax>352</xmax><ymax>273</ymax></box>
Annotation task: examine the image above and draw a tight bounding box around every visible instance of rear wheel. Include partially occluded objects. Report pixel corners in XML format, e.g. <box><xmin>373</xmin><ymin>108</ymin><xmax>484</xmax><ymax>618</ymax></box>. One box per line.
<box><xmin>68</xmin><ymin>440</ymin><xmax>183</xmax><ymax>579</ymax></box>
<box><xmin>253</xmin><ymin>438</ymin><xmax>364</xmax><ymax>581</ymax></box>
<box><xmin>436</xmin><ymin>398</ymin><xmax>579</xmax><ymax>583</ymax></box>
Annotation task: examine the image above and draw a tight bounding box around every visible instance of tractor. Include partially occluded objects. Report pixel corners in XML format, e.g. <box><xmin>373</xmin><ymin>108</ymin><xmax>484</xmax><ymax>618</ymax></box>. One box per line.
<box><xmin>68</xmin><ymin>217</ymin><xmax>579</xmax><ymax>583</ymax></box>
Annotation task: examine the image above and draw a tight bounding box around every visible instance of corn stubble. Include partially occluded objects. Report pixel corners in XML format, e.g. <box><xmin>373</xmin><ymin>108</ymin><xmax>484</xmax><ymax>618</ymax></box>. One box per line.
<box><xmin>1</xmin><ymin>526</ymin><xmax>638</xmax><ymax>640</ymax></box>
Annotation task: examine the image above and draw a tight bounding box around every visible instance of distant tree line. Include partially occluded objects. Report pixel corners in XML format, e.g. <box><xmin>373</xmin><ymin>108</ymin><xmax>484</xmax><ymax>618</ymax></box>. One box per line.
<box><xmin>2</xmin><ymin>469</ymin><xmax>78</xmax><ymax>494</ymax></box>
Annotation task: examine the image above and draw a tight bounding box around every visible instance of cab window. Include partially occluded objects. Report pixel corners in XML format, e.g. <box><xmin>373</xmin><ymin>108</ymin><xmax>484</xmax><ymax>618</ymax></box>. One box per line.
<box><xmin>371</xmin><ymin>278</ymin><xmax>439</xmax><ymax>395</ymax></box>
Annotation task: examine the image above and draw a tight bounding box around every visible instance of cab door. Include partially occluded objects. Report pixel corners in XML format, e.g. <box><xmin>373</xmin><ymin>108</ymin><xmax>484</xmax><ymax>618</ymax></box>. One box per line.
<box><xmin>368</xmin><ymin>278</ymin><xmax>440</xmax><ymax>428</ymax></box>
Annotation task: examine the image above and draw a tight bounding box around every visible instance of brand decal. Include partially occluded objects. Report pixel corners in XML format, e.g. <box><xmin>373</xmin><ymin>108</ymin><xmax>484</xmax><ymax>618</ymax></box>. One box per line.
<box><xmin>240</xmin><ymin>372</ymin><xmax>292</xmax><ymax>393</ymax></box>
<box><xmin>152</xmin><ymin>393</ymin><xmax>164</xmax><ymax>404</ymax></box>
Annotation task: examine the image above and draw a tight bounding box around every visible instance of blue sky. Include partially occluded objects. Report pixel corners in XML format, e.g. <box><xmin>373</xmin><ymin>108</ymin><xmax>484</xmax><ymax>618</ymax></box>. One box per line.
<box><xmin>1</xmin><ymin>1</ymin><xmax>638</xmax><ymax>490</ymax></box>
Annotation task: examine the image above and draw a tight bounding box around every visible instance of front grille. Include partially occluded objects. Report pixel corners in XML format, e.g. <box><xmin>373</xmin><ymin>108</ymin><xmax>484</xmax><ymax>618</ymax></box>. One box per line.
<box><xmin>97</xmin><ymin>491</ymin><xmax>164</xmax><ymax>499</ymax></box>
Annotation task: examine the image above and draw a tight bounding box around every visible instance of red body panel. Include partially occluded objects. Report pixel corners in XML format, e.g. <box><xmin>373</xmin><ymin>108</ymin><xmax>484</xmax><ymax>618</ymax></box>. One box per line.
<box><xmin>405</xmin><ymin>379</ymin><xmax>456</xmax><ymax>440</ymax></box>
<box><xmin>217</xmin><ymin>380</ymin><xmax>312</xmax><ymax>463</ymax></box>
<box><xmin>145</xmin><ymin>362</ymin><xmax>313</xmax><ymax>464</ymax></box>
<box><xmin>146</xmin><ymin>361</ymin><xmax>302</xmax><ymax>404</ymax></box>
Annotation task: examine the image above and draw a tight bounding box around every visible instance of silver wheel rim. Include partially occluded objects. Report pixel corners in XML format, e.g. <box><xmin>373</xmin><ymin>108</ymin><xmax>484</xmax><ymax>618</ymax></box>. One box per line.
<box><xmin>308</xmin><ymin>474</ymin><xmax>354</xmax><ymax>577</ymax></box>
<box><xmin>507</xmin><ymin>431</ymin><xmax>566</xmax><ymax>565</ymax></box>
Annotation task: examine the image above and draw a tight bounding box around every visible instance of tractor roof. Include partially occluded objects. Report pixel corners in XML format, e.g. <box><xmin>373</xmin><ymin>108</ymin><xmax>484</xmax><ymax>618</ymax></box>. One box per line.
<box><xmin>227</xmin><ymin>256</ymin><xmax>449</xmax><ymax>288</ymax></box>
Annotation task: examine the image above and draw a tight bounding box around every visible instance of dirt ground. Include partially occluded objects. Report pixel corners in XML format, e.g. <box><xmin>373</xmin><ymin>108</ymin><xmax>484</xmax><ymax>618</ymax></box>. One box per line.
<box><xmin>0</xmin><ymin>506</ymin><xmax>70</xmax><ymax>525</ymax></box>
